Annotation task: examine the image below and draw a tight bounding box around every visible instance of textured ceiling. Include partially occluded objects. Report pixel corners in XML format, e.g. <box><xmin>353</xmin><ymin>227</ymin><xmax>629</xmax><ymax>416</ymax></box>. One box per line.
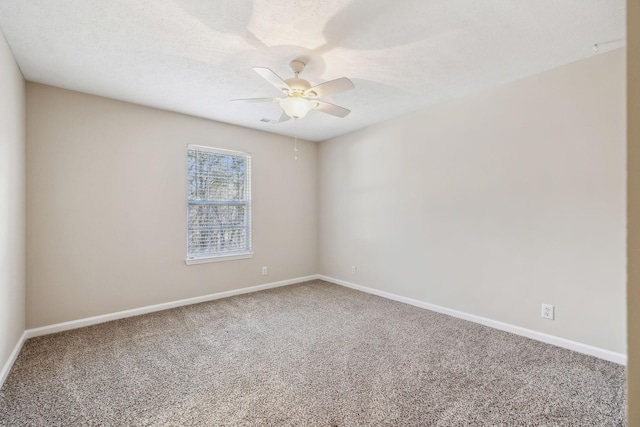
<box><xmin>0</xmin><ymin>1</ymin><xmax>625</xmax><ymax>142</ymax></box>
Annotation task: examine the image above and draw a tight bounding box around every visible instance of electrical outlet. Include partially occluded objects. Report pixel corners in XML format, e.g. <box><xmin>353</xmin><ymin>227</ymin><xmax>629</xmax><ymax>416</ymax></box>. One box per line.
<box><xmin>541</xmin><ymin>304</ymin><xmax>554</xmax><ymax>320</ymax></box>
<box><xmin>351</xmin><ymin>265</ymin><xmax>357</xmax><ymax>275</ymax></box>
<box><xmin>261</xmin><ymin>266</ymin><xmax>268</xmax><ymax>275</ymax></box>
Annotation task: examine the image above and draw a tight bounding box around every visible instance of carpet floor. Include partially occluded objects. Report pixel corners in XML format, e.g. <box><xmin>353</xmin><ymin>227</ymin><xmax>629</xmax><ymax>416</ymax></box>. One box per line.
<box><xmin>0</xmin><ymin>280</ymin><xmax>626</xmax><ymax>426</ymax></box>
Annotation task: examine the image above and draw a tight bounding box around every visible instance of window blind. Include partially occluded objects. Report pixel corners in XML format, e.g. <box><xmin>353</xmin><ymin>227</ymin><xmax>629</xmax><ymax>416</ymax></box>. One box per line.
<box><xmin>187</xmin><ymin>145</ymin><xmax>251</xmax><ymax>259</ymax></box>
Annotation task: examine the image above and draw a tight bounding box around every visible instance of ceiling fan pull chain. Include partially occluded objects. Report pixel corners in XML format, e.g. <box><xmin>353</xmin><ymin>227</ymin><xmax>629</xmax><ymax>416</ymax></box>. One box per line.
<box><xmin>294</xmin><ymin>118</ymin><xmax>298</xmax><ymax>160</ymax></box>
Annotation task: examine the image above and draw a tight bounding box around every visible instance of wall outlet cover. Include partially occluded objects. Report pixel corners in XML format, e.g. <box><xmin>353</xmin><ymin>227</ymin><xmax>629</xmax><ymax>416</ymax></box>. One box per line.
<box><xmin>541</xmin><ymin>304</ymin><xmax>554</xmax><ymax>320</ymax></box>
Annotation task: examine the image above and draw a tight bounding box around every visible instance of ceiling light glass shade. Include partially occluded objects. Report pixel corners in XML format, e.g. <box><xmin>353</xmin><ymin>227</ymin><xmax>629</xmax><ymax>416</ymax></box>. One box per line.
<box><xmin>279</xmin><ymin>96</ymin><xmax>315</xmax><ymax>119</ymax></box>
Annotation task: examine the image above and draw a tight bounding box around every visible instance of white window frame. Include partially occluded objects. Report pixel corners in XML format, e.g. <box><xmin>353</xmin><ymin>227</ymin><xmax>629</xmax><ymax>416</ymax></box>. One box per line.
<box><xmin>185</xmin><ymin>145</ymin><xmax>252</xmax><ymax>265</ymax></box>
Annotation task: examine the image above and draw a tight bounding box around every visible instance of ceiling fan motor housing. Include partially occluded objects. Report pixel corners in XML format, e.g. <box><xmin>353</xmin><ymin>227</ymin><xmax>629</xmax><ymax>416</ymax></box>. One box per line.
<box><xmin>285</xmin><ymin>60</ymin><xmax>311</xmax><ymax>94</ymax></box>
<box><xmin>285</xmin><ymin>77</ymin><xmax>310</xmax><ymax>94</ymax></box>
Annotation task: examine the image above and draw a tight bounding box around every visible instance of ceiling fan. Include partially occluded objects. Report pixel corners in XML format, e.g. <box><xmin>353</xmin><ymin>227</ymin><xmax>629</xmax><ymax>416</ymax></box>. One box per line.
<box><xmin>232</xmin><ymin>60</ymin><xmax>355</xmax><ymax>122</ymax></box>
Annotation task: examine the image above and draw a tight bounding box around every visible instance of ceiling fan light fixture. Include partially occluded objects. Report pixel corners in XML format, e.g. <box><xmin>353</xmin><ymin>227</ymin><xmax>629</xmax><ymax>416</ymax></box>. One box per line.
<box><xmin>279</xmin><ymin>96</ymin><xmax>316</xmax><ymax>119</ymax></box>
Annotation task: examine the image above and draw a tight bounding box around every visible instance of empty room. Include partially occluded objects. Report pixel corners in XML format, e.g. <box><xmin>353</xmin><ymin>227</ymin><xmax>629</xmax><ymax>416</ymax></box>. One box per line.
<box><xmin>2</xmin><ymin>0</ymin><xmax>640</xmax><ymax>425</ymax></box>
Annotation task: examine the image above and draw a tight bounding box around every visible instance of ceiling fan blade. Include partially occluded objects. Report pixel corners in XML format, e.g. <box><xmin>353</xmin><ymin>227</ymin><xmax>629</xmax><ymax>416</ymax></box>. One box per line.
<box><xmin>306</xmin><ymin>77</ymin><xmax>354</xmax><ymax>98</ymax></box>
<box><xmin>231</xmin><ymin>98</ymin><xmax>276</xmax><ymax>103</ymax></box>
<box><xmin>278</xmin><ymin>112</ymin><xmax>290</xmax><ymax>123</ymax></box>
<box><xmin>315</xmin><ymin>100</ymin><xmax>351</xmax><ymax>118</ymax></box>
<box><xmin>253</xmin><ymin>67</ymin><xmax>290</xmax><ymax>93</ymax></box>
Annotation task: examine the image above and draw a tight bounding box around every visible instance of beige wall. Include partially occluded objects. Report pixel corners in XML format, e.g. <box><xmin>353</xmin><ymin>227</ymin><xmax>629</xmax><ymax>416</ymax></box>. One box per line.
<box><xmin>0</xmin><ymin>32</ymin><xmax>25</xmax><ymax>372</ymax></box>
<box><xmin>26</xmin><ymin>84</ymin><xmax>317</xmax><ymax>328</ymax></box>
<box><xmin>319</xmin><ymin>48</ymin><xmax>626</xmax><ymax>353</ymax></box>
<box><xmin>627</xmin><ymin>0</ymin><xmax>639</xmax><ymax>422</ymax></box>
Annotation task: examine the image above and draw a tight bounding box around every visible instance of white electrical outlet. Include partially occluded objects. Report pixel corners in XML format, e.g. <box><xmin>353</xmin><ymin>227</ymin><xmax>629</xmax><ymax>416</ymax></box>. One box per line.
<box><xmin>351</xmin><ymin>266</ymin><xmax>357</xmax><ymax>275</ymax></box>
<box><xmin>261</xmin><ymin>266</ymin><xmax>268</xmax><ymax>275</ymax></box>
<box><xmin>541</xmin><ymin>304</ymin><xmax>554</xmax><ymax>320</ymax></box>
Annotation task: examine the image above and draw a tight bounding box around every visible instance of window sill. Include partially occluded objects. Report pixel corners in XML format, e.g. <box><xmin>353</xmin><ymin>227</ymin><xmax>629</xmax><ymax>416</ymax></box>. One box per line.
<box><xmin>185</xmin><ymin>252</ymin><xmax>253</xmax><ymax>265</ymax></box>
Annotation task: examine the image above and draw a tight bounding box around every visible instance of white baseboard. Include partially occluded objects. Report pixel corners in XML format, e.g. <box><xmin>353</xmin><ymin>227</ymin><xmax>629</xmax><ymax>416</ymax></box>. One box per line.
<box><xmin>4</xmin><ymin>273</ymin><xmax>623</xmax><ymax>390</ymax></box>
<box><xmin>0</xmin><ymin>331</ymin><xmax>28</xmax><ymax>389</ymax></box>
<box><xmin>318</xmin><ymin>275</ymin><xmax>627</xmax><ymax>365</ymax></box>
<box><xmin>25</xmin><ymin>275</ymin><xmax>320</xmax><ymax>339</ymax></box>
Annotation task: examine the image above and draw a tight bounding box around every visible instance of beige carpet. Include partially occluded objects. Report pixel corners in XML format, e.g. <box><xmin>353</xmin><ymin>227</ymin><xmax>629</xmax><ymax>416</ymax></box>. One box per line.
<box><xmin>0</xmin><ymin>280</ymin><xmax>626</xmax><ymax>426</ymax></box>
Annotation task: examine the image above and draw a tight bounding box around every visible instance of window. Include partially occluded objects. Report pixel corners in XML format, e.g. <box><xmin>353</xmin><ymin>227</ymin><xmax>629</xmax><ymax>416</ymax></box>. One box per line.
<box><xmin>186</xmin><ymin>145</ymin><xmax>251</xmax><ymax>264</ymax></box>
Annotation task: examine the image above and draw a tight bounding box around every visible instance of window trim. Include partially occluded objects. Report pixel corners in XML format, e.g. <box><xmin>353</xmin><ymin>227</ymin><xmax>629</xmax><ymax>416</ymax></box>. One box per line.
<box><xmin>185</xmin><ymin>252</ymin><xmax>253</xmax><ymax>265</ymax></box>
<box><xmin>185</xmin><ymin>145</ymin><xmax>252</xmax><ymax>265</ymax></box>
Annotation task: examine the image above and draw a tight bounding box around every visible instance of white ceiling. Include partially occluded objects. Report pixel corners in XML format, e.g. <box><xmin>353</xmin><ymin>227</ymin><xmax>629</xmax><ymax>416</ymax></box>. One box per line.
<box><xmin>0</xmin><ymin>1</ymin><xmax>625</xmax><ymax>142</ymax></box>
